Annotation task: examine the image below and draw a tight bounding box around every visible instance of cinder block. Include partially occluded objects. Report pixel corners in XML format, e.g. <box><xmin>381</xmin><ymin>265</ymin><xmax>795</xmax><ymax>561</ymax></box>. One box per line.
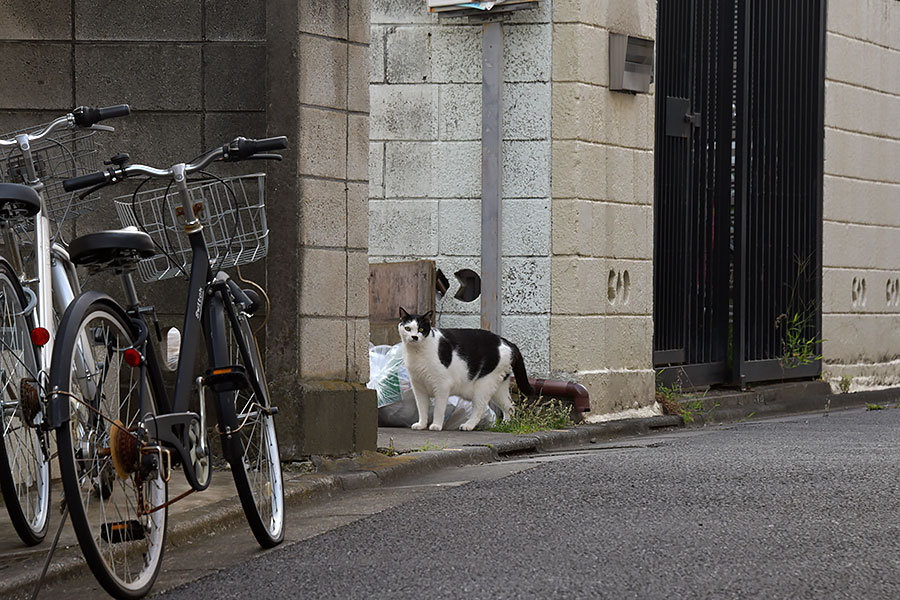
<box><xmin>0</xmin><ymin>43</ymin><xmax>71</xmax><ymax>110</ymax></box>
<box><xmin>299</xmin><ymin>34</ymin><xmax>348</xmax><ymax>110</ymax></box>
<box><xmin>551</xmin><ymin>256</ymin><xmax>607</xmax><ymax>316</ymax></box>
<box><xmin>822</xmin><ymin>313</ymin><xmax>900</xmax><ymax>364</ymax></box>
<box><xmin>0</xmin><ymin>0</ymin><xmax>70</xmax><ymax>40</ymax></box>
<box><xmin>347</xmin><ymin>182</ymin><xmax>369</xmax><ymax>250</ymax></box>
<box><xmin>205</xmin><ymin>44</ymin><xmax>266</xmax><ymax>111</ymax></box>
<box><xmin>507</xmin><ymin>0</ymin><xmax>552</xmax><ymax>24</ymax></box>
<box><xmin>349</xmin><ymin>0</ymin><xmax>372</xmax><ymax>44</ymax></box>
<box><xmin>300</xmin><ymin>106</ymin><xmax>347</xmax><ymax>179</ymax></box>
<box><xmin>438</xmin><ymin>84</ymin><xmax>481</xmax><ymax>141</ymax></box>
<box><xmin>825</xmin><ymin>80</ymin><xmax>900</xmax><ymax>141</ymax></box>
<box><xmin>371</xmin><ymin>0</ymin><xmax>433</xmax><ymax>25</ymax></box>
<box><xmin>822</xmin><ymin>266</ymin><xmax>899</xmax><ymax>314</ymax></box>
<box><xmin>347</xmin><ymin>318</ymin><xmax>371</xmax><ymax>383</ymax></box>
<box><xmin>503</xmin><ymin>198</ymin><xmax>550</xmax><ymax>257</ymax></box>
<box><xmin>370</xmin><ymin>25</ymin><xmax>387</xmax><ymax>83</ymax></box>
<box><xmin>299</xmin><ymin>318</ymin><xmax>349</xmax><ymax>379</ymax></box>
<box><xmin>824</xmin><ymin>221</ymin><xmax>900</xmax><ymax>270</ymax></box>
<box><xmin>348</xmin><ymin>43</ymin><xmax>370</xmax><ymax>113</ymax></box>
<box><xmin>301</xmin><ymin>248</ymin><xmax>348</xmax><ymax>316</ymax></box>
<box><xmin>606</xmin><ymin>146</ymin><xmax>635</xmax><ymax>204</ymax></box>
<box><xmin>386</xmin><ymin>25</ymin><xmax>434</xmax><ymax>83</ymax></box>
<box><xmin>434</xmin><ymin>141</ymin><xmax>481</xmax><ymax>198</ymax></box>
<box><xmin>551</xmin><ymin>198</ymin><xmax>592</xmax><ymax>256</ymax></box>
<box><xmin>301</xmin><ymin>178</ymin><xmax>347</xmax><ymax>247</ymax></box>
<box><xmin>354</xmin><ymin>385</ymin><xmax>378</xmax><ymax>451</ymax></box>
<box><xmin>503</xmin><ymin>82</ymin><xmax>551</xmax><ymax>140</ymax></box>
<box><xmin>550</xmin><ymin>314</ymin><xmax>652</xmax><ymax>371</ymax></box>
<box><xmin>369</xmin><ymin>198</ymin><xmax>439</xmax><ymax>256</ymax></box>
<box><xmin>552</xmin><ymin>82</ymin><xmax>607</xmax><ymax>143</ymax></box>
<box><xmin>74</xmin><ymin>0</ymin><xmax>200</xmax><ymax>40</ymax></box>
<box><xmin>432</xmin><ymin>26</ymin><xmax>482</xmax><ymax>84</ymax></box>
<box><xmin>348</xmin><ymin>113</ymin><xmax>369</xmax><ymax>181</ymax></box>
<box><xmin>500</xmin><ymin>314</ymin><xmax>551</xmax><ymax>376</ymax></box>
<box><xmin>502</xmin><ymin>256</ymin><xmax>550</xmax><ymax>314</ymax></box>
<box><xmin>504</xmin><ymin>24</ymin><xmax>551</xmax><ymax>83</ymax></box>
<box><xmin>825</xmin><ymin>128</ymin><xmax>899</xmax><ymax>185</ymax></box>
<box><xmin>552</xmin><ymin>23</ymin><xmax>608</xmax><ymax>86</ymax></box>
<box><xmin>370</xmin><ymin>83</ymin><xmax>438</xmax><ymax>140</ymax></box>
<box><xmin>347</xmin><ymin>249</ymin><xmax>370</xmax><ymax>318</ymax></box>
<box><xmin>590</xmin><ymin>202</ymin><xmax>653</xmax><ymax>260</ymax></box>
<box><xmin>824</xmin><ymin>175</ymin><xmax>900</xmax><ymax>227</ymax></box>
<box><xmin>633</xmin><ymin>150</ymin><xmax>653</xmax><ymax>204</ymax></box>
<box><xmin>551</xmin><ymin>140</ymin><xmax>607</xmax><ymax>201</ymax></box>
<box><xmin>273</xmin><ymin>380</ymin><xmax>355</xmax><ymax>458</ymax></box>
<box><xmin>503</xmin><ymin>140</ymin><xmax>550</xmax><ymax>198</ymax></box>
<box><xmin>299</xmin><ymin>0</ymin><xmax>349</xmax><ymax>38</ymax></box>
<box><xmin>384</xmin><ymin>141</ymin><xmax>434</xmax><ymax>198</ymax></box>
<box><xmin>439</xmin><ymin>198</ymin><xmax>481</xmax><ymax>256</ymax></box>
<box><xmin>205</xmin><ymin>0</ymin><xmax>265</xmax><ymax>41</ymax></box>
<box><xmin>826</xmin><ymin>33</ymin><xmax>900</xmax><ymax>96</ymax></box>
<box><xmin>369</xmin><ymin>142</ymin><xmax>385</xmax><ymax>198</ymax></box>
<box><xmin>579</xmin><ymin>369</ymin><xmax>656</xmax><ymax>414</ymax></box>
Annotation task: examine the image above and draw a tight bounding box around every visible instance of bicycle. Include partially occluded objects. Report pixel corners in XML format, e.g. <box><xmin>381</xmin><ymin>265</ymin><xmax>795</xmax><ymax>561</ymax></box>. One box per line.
<box><xmin>0</xmin><ymin>105</ymin><xmax>129</xmax><ymax>546</ymax></box>
<box><xmin>52</xmin><ymin>135</ymin><xmax>287</xmax><ymax>598</ymax></box>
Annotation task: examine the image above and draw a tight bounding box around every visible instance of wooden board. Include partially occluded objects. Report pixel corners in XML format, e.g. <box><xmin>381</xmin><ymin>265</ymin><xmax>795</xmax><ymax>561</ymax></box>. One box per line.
<box><xmin>368</xmin><ymin>260</ymin><xmax>436</xmax><ymax>346</ymax></box>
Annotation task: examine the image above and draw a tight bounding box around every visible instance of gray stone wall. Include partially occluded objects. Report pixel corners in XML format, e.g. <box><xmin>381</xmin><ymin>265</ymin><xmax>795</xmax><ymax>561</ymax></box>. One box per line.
<box><xmin>369</xmin><ymin>0</ymin><xmax>553</xmax><ymax>375</ymax></box>
<box><xmin>822</xmin><ymin>0</ymin><xmax>900</xmax><ymax>391</ymax></box>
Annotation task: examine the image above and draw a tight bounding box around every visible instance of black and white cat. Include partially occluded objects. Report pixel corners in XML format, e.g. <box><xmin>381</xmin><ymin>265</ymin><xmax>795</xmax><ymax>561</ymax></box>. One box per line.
<box><xmin>398</xmin><ymin>307</ymin><xmax>534</xmax><ymax>431</ymax></box>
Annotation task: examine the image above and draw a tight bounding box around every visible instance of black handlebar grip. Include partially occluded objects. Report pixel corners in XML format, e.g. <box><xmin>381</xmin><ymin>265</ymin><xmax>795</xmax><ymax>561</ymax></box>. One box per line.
<box><xmin>72</xmin><ymin>104</ymin><xmax>131</xmax><ymax>127</ymax></box>
<box><xmin>235</xmin><ymin>136</ymin><xmax>288</xmax><ymax>158</ymax></box>
<box><xmin>63</xmin><ymin>170</ymin><xmax>109</xmax><ymax>192</ymax></box>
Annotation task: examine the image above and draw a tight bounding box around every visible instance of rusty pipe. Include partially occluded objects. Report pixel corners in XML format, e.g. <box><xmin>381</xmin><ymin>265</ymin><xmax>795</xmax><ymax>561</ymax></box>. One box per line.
<box><xmin>526</xmin><ymin>378</ymin><xmax>590</xmax><ymax>413</ymax></box>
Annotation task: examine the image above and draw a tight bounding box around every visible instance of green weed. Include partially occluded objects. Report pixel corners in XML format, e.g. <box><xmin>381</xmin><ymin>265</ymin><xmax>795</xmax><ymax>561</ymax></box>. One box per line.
<box><xmin>838</xmin><ymin>375</ymin><xmax>852</xmax><ymax>394</ymax></box>
<box><xmin>490</xmin><ymin>394</ymin><xmax>572</xmax><ymax>434</ymax></box>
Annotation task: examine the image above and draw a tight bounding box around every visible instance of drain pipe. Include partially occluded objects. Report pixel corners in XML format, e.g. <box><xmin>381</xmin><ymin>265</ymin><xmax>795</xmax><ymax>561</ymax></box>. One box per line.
<box><xmin>527</xmin><ymin>378</ymin><xmax>591</xmax><ymax>414</ymax></box>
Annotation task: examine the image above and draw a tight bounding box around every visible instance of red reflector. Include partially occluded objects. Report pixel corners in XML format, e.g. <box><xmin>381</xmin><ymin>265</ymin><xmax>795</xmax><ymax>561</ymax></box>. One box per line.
<box><xmin>124</xmin><ymin>348</ymin><xmax>142</xmax><ymax>367</ymax></box>
<box><xmin>30</xmin><ymin>328</ymin><xmax>50</xmax><ymax>347</ymax></box>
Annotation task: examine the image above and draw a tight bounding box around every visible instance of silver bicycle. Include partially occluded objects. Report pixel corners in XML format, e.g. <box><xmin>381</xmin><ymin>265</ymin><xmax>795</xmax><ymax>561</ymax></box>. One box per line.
<box><xmin>0</xmin><ymin>105</ymin><xmax>129</xmax><ymax>545</ymax></box>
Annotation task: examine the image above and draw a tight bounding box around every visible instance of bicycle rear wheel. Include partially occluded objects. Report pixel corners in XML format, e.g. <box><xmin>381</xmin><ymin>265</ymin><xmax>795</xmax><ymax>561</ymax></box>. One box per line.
<box><xmin>53</xmin><ymin>298</ymin><xmax>167</xmax><ymax>599</ymax></box>
<box><xmin>210</xmin><ymin>293</ymin><xmax>284</xmax><ymax>548</ymax></box>
<box><xmin>0</xmin><ymin>260</ymin><xmax>48</xmax><ymax>546</ymax></box>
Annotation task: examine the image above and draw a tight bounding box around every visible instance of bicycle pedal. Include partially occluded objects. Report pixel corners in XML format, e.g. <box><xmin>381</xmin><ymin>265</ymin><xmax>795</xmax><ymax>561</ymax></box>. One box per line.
<box><xmin>203</xmin><ymin>365</ymin><xmax>249</xmax><ymax>393</ymax></box>
<box><xmin>100</xmin><ymin>520</ymin><xmax>145</xmax><ymax>543</ymax></box>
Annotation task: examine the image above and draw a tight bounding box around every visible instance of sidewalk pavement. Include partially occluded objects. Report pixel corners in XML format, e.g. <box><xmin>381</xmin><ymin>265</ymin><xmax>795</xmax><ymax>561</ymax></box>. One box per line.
<box><xmin>2</xmin><ymin>381</ymin><xmax>898</xmax><ymax>598</ymax></box>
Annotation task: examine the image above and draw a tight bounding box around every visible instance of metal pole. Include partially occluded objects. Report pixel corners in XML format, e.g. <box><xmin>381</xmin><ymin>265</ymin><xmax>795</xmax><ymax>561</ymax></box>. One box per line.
<box><xmin>481</xmin><ymin>20</ymin><xmax>503</xmax><ymax>334</ymax></box>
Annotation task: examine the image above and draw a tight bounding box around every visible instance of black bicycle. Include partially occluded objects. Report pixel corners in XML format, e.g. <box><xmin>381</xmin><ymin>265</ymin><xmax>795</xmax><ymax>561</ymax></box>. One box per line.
<box><xmin>50</xmin><ymin>136</ymin><xmax>287</xmax><ymax>598</ymax></box>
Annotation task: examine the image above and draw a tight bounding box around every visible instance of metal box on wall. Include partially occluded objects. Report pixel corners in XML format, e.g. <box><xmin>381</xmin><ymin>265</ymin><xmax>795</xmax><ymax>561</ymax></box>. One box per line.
<box><xmin>609</xmin><ymin>32</ymin><xmax>654</xmax><ymax>93</ymax></box>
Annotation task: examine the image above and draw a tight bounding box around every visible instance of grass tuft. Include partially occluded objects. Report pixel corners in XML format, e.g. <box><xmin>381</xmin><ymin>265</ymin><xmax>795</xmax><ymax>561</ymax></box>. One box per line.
<box><xmin>490</xmin><ymin>394</ymin><xmax>572</xmax><ymax>434</ymax></box>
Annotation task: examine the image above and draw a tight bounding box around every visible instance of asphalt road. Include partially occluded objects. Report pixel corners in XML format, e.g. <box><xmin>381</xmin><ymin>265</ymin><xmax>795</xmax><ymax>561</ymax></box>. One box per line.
<box><xmin>44</xmin><ymin>406</ymin><xmax>900</xmax><ymax>599</ymax></box>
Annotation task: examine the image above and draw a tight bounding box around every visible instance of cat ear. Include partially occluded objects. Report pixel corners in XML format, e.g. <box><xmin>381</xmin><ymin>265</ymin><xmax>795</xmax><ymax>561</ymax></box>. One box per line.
<box><xmin>423</xmin><ymin>310</ymin><xmax>434</xmax><ymax>324</ymax></box>
<box><xmin>399</xmin><ymin>307</ymin><xmax>409</xmax><ymax>319</ymax></box>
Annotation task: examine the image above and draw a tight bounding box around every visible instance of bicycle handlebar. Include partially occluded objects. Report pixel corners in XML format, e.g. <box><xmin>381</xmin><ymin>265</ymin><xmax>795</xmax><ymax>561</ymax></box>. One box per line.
<box><xmin>0</xmin><ymin>104</ymin><xmax>131</xmax><ymax>148</ymax></box>
<box><xmin>62</xmin><ymin>136</ymin><xmax>289</xmax><ymax>192</ymax></box>
<box><xmin>72</xmin><ymin>104</ymin><xmax>131</xmax><ymax>128</ymax></box>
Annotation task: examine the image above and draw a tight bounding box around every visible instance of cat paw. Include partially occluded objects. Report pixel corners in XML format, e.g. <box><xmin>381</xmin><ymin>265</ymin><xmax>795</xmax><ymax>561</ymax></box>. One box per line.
<box><xmin>459</xmin><ymin>422</ymin><xmax>476</xmax><ymax>431</ymax></box>
<box><xmin>428</xmin><ymin>423</ymin><xmax>443</xmax><ymax>432</ymax></box>
<box><xmin>411</xmin><ymin>422</ymin><xmax>427</xmax><ymax>430</ymax></box>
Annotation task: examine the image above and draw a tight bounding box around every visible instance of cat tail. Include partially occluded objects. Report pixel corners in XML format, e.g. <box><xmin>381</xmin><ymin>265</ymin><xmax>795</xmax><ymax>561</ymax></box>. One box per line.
<box><xmin>509</xmin><ymin>342</ymin><xmax>534</xmax><ymax>396</ymax></box>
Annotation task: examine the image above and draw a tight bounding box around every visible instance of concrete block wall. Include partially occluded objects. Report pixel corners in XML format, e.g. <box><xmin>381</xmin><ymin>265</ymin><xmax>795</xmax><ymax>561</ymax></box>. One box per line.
<box><xmin>369</xmin><ymin>0</ymin><xmax>553</xmax><ymax>375</ymax></box>
<box><xmin>822</xmin><ymin>0</ymin><xmax>900</xmax><ymax>391</ymax></box>
<box><xmin>550</xmin><ymin>1</ymin><xmax>656</xmax><ymax>414</ymax></box>
<box><xmin>0</xmin><ymin>1</ymin><xmax>377</xmax><ymax>457</ymax></box>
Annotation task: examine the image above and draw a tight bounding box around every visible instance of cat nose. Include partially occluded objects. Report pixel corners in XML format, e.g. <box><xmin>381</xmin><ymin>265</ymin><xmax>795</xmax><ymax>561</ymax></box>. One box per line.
<box><xmin>411</xmin><ymin>335</ymin><xmax>418</xmax><ymax>341</ymax></box>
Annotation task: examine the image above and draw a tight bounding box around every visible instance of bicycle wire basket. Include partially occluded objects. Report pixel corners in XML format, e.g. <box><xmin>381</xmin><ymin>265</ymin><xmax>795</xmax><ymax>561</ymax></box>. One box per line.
<box><xmin>114</xmin><ymin>173</ymin><xmax>269</xmax><ymax>283</ymax></box>
<box><xmin>0</xmin><ymin>121</ymin><xmax>101</xmax><ymax>223</ymax></box>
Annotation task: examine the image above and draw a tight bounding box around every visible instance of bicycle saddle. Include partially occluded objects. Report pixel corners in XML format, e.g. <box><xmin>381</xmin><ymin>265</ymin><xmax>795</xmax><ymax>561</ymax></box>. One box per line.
<box><xmin>0</xmin><ymin>183</ymin><xmax>40</xmax><ymax>218</ymax></box>
<box><xmin>69</xmin><ymin>226</ymin><xmax>155</xmax><ymax>269</ymax></box>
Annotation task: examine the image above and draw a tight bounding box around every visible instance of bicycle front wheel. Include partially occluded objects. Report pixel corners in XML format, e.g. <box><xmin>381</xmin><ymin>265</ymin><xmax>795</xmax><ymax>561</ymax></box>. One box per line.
<box><xmin>53</xmin><ymin>298</ymin><xmax>167</xmax><ymax>599</ymax></box>
<box><xmin>210</xmin><ymin>295</ymin><xmax>284</xmax><ymax>548</ymax></box>
<box><xmin>0</xmin><ymin>260</ymin><xmax>48</xmax><ymax>546</ymax></box>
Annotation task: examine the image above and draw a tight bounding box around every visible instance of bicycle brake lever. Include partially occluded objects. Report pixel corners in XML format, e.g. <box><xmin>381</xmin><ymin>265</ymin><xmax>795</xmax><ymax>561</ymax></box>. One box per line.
<box><xmin>89</xmin><ymin>124</ymin><xmax>115</xmax><ymax>133</ymax></box>
<box><xmin>246</xmin><ymin>153</ymin><xmax>283</xmax><ymax>161</ymax></box>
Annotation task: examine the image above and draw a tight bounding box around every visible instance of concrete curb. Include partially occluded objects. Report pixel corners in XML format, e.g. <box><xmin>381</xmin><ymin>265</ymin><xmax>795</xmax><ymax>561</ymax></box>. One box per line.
<box><xmin>7</xmin><ymin>387</ymin><xmax>898</xmax><ymax>599</ymax></box>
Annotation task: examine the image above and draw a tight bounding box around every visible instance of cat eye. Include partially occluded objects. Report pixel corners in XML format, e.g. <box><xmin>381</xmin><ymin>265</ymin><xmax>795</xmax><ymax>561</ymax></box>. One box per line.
<box><xmin>404</xmin><ymin>326</ymin><xmax>411</xmax><ymax>331</ymax></box>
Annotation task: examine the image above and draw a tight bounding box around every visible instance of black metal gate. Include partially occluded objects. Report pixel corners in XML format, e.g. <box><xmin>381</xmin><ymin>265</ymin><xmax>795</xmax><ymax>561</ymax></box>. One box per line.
<box><xmin>653</xmin><ymin>0</ymin><xmax>825</xmax><ymax>388</ymax></box>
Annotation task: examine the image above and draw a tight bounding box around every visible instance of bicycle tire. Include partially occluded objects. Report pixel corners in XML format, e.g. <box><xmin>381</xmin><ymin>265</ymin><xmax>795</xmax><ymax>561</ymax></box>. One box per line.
<box><xmin>0</xmin><ymin>259</ymin><xmax>48</xmax><ymax>546</ymax></box>
<box><xmin>52</xmin><ymin>296</ymin><xmax>167</xmax><ymax>599</ymax></box>
<box><xmin>209</xmin><ymin>291</ymin><xmax>284</xmax><ymax>548</ymax></box>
